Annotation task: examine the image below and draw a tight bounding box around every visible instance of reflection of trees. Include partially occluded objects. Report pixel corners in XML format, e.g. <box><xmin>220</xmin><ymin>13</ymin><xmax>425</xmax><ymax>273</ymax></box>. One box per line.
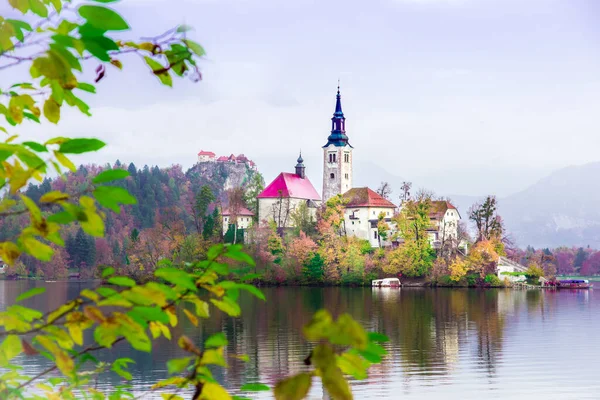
<box><xmin>10</xmin><ymin>282</ymin><xmax>565</xmax><ymax>395</ymax></box>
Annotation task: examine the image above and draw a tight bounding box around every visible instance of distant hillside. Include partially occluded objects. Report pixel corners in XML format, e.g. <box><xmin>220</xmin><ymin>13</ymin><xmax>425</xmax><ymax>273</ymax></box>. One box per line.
<box><xmin>187</xmin><ymin>161</ymin><xmax>260</xmax><ymax>202</ymax></box>
<box><xmin>499</xmin><ymin>162</ymin><xmax>600</xmax><ymax>248</ymax></box>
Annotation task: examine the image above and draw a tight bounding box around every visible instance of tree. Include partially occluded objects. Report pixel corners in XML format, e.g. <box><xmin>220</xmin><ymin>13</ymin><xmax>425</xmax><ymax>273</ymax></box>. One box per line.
<box><xmin>271</xmin><ymin>190</ymin><xmax>292</xmax><ymax>229</ymax></box>
<box><xmin>469</xmin><ymin>196</ymin><xmax>504</xmax><ymax>243</ymax></box>
<box><xmin>400</xmin><ymin>181</ymin><xmax>412</xmax><ymax>204</ymax></box>
<box><xmin>0</xmin><ymin>2</ymin><xmax>386</xmax><ymax>398</ymax></box>
<box><xmin>376</xmin><ymin>181</ymin><xmax>392</xmax><ymax>200</ymax></box>
<box><xmin>226</xmin><ymin>187</ymin><xmax>246</xmax><ymax>244</ymax></box>
<box><xmin>290</xmin><ymin>201</ymin><xmax>316</xmax><ymax>236</ymax></box>
<box><xmin>244</xmin><ymin>171</ymin><xmax>265</xmax><ymax>221</ymax></box>
<box><xmin>377</xmin><ymin>212</ymin><xmax>390</xmax><ymax>247</ymax></box>
<box><xmin>193</xmin><ymin>185</ymin><xmax>215</xmax><ymax>234</ymax></box>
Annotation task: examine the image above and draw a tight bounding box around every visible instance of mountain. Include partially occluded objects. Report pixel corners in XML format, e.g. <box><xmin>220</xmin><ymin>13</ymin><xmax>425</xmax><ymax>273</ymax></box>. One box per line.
<box><xmin>499</xmin><ymin>162</ymin><xmax>600</xmax><ymax>248</ymax></box>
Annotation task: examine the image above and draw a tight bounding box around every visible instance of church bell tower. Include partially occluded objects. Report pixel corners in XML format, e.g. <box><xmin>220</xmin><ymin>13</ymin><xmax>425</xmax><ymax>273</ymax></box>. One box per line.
<box><xmin>322</xmin><ymin>84</ymin><xmax>353</xmax><ymax>202</ymax></box>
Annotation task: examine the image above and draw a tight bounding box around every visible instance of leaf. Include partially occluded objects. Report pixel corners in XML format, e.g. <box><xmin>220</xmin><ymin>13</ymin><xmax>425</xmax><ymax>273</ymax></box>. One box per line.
<box><xmin>201</xmin><ymin>383</ymin><xmax>232</xmax><ymax>400</ymax></box>
<box><xmin>240</xmin><ymin>383</ymin><xmax>270</xmax><ymax>392</ymax></box>
<box><xmin>43</xmin><ymin>98</ymin><xmax>60</xmax><ymax>124</ymax></box>
<box><xmin>166</xmin><ymin>357</ymin><xmax>192</xmax><ymax>375</ymax></box>
<box><xmin>177</xmin><ymin>24</ymin><xmax>193</xmax><ymax>33</ymax></box>
<box><xmin>144</xmin><ymin>57</ymin><xmax>172</xmax><ymax>87</ymax></box>
<box><xmin>21</xmin><ymin>236</ymin><xmax>53</xmax><ymax>261</ymax></box>
<box><xmin>108</xmin><ymin>276</ymin><xmax>136</xmax><ymax>287</ymax></box>
<box><xmin>22</xmin><ymin>141</ymin><xmax>47</xmax><ymax>152</ymax></box>
<box><xmin>185</xmin><ymin>40</ymin><xmax>205</xmax><ymax>57</ymax></box>
<box><xmin>47</xmin><ymin>211</ymin><xmax>75</xmax><ymax>224</ymax></box>
<box><xmin>223</xmin><ymin>249</ymin><xmax>255</xmax><ymax>266</ymax></box>
<box><xmin>274</xmin><ymin>373</ymin><xmax>312</xmax><ymax>400</ymax></box>
<box><xmin>58</xmin><ymin>138</ymin><xmax>105</xmax><ymax>154</ymax></box>
<box><xmin>200</xmin><ymin>348</ymin><xmax>226</xmax><ymax>367</ymax></box>
<box><xmin>204</xmin><ymin>332</ymin><xmax>227</xmax><ymax>348</ymax></box>
<box><xmin>183</xmin><ymin>309</ymin><xmax>198</xmax><ymax>327</ymax></box>
<box><xmin>177</xmin><ymin>336</ymin><xmax>200</xmax><ymax>356</ymax></box>
<box><xmin>128</xmin><ymin>306</ymin><xmax>169</xmax><ymax>324</ymax></box>
<box><xmin>93</xmin><ymin>185</ymin><xmax>136</xmax><ymax>212</ymax></box>
<box><xmin>92</xmin><ymin>169</ymin><xmax>129</xmax><ymax>184</ymax></box>
<box><xmin>312</xmin><ymin>345</ymin><xmax>352</xmax><ymax>400</ymax></box>
<box><xmin>234</xmin><ymin>284</ymin><xmax>265</xmax><ymax>301</ymax></box>
<box><xmin>54</xmin><ymin>151</ymin><xmax>76</xmax><ymax>172</ymax></box>
<box><xmin>336</xmin><ymin>352</ymin><xmax>369</xmax><ymax>380</ymax></box>
<box><xmin>154</xmin><ymin>268</ymin><xmax>197</xmax><ymax>291</ymax></box>
<box><xmin>15</xmin><ymin>287</ymin><xmax>46</xmax><ymax>302</ymax></box>
<box><xmin>210</xmin><ymin>297</ymin><xmax>241</xmax><ymax>317</ymax></box>
<box><xmin>40</xmin><ymin>191</ymin><xmax>69</xmax><ymax>203</ymax></box>
<box><xmin>112</xmin><ymin>358</ymin><xmax>134</xmax><ymax>380</ymax></box>
<box><xmin>101</xmin><ymin>267</ymin><xmax>115</xmax><ymax>278</ymax></box>
<box><xmin>357</xmin><ymin>342</ymin><xmax>386</xmax><ymax>363</ymax></box>
<box><xmin>36</xmin><ymin>336</ymin><xmax>74</xmax><ymax>377</ymax></box>
<box><xmin>78</xmin><ymin>5</ymin><xmax>130</xmax><ymax>31</ymax></box>
<box><xmin>367</xmin><ymin>332</ymin><xmax>389</xmax><ymax>343</ymax></box>
<box><xmin>0</xmin><ymin>335</ymin><xmax>23</xmax><ymax>367</ymax></box>
<box><xmin>77</xmin><ymin>82</ymin><xmax>96</xmax><ymax>93</ymax></box>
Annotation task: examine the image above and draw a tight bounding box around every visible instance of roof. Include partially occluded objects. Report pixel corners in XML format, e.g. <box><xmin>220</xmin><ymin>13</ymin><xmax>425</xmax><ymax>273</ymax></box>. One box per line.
<box><xmin>428</xmin><ymin>201</ymin><xmax>459</xmax><ymax>219</ymax></box>
<box><xmin>323</xmin><ymin>86</ymin><xmax>352</xmax><ymax>148</ymax></box>
<box><xmin>216</xmin><ymin>156</ymin><xmax>228</xmax><ymax>161</ymax></box>
<box><xmin>343</xmin><ymin>187</ymin><xmax>396</xmax><ymax>208</ymax></box>
<box><xmin>222</xmin><ymin>207</ymin><xmax>254</xmax><ymax>216</ymax></box>
<box><xmin>257</xmin><ymin>172</ymin><xmax>321</xmax><ymax>200</ymax></box>
<box><xmin>198</xmin><ymin>150</ymin><xmax>215</xmax><ymax>156</ymax></box>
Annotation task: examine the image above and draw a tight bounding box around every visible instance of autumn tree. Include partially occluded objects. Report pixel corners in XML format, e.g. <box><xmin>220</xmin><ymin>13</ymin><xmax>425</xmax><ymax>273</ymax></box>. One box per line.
<box><xmin>469</xmin><ymin>196</ymin><xmax>504</xmax><ymax>242</ymax></box>
<box><xmin>226</xmin><ymin>186</ymin><xmax>246</xmax><ymax>244</ymax></box>
<box><xmin>377</xmin><ymin>211</ymin><xmax>390</xmax><ymax>247</ymax></box>
<box><xmin>290</xmin><ymin>201</ymin><xmax>317</xmax><ymax>236</ymax></box>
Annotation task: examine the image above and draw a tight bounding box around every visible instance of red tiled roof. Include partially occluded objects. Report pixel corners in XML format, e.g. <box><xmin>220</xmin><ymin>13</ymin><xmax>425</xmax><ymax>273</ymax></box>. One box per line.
<box><xmin>216</xmin><ymin>156</ymin><xmax>228</xmax><ymax>161</ymax></box>
<box><xmin>257</xmin><ymin>172</ymin><xmax>321</xmax><ymax>200</ymax></box>
<box><xmin>222</xmin><ymin>207</ymin><xmax>254</xmax><ymax>216</ymax></box>
<box><xmin>343</xmin><ymin>187</ymin><xmax>396</xmax><ymax>208</ymax></box>
<box><xmin>198</xmin><ymin>150</ymin><xmax>215</xmax><ymax>156</ymax></box>
<box><xmin>428</xmin><ymin>200</ymin><xmax>458</xmax><ymax>218</ymax></box>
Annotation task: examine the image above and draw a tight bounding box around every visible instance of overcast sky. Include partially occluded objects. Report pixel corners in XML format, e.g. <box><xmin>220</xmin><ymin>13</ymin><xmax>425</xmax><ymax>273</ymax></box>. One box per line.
<box><xmin>10</xmin><ymin>0</ymin><xmax>600</xmax><ymax>196</ymax></box>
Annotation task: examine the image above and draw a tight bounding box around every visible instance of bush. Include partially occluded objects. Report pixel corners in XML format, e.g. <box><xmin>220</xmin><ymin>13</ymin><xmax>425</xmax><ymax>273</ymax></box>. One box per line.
<box><xmin>484</xmin><ymin>274</ymin><xmax>503</xmax><ymax>287</ymax></box>
<box><xmin>465</xmin><ymin>273</ymin><xmax>480</xmax><ymax>287</ymax></box>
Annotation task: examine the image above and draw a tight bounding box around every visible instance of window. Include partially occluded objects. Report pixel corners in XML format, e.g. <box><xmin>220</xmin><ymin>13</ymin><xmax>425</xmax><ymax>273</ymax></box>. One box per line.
<box><xmin>387</xmin><ymin>211</ymin><xmax>390</xmax><ymax>216</ymax></box>
<box><xmin>344</xmin><ymin>153</ymin><xmax>349</xmax><ymax>163</ymax></box>
<box><xmin>344</xmin><ymin>173</ymin><xmax>348</xmax><ymax>179</ymax></box>
<box><xmin>328</xmin><ymin>153</ymin><xmax>336</xmax><ymax>163</ymax></box>
<box><xmin>372</xmin><ymin>211</ymin><xmax>375</xmax><ymax>215</ymax></box>
<box><xmin>224</xmin><ymin>217</ymin><xmax>228</xmax><ymax>222</ymax></box>
<box><xmin>374</xmin><ymin>231</ymin><xmax>378</xmax><ymax>239</ymax></box>
<box><xmin>330</xmin><ymin>173</ymin><xmax>335</xmax><ymax>179</ymax></box>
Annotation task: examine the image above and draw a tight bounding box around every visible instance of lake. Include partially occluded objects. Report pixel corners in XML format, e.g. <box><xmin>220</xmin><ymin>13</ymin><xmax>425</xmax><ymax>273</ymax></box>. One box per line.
<box><xmin>1</xmin><ymin>281</ymin><xmax>599</xmax><ymax>399</ymax></box>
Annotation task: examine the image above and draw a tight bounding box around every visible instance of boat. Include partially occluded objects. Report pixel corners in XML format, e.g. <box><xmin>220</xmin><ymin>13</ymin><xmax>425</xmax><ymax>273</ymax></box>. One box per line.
<box><xmin>556</xmin><ymin>279</ymin><xmax>593</xmax><ymax>289</ymax></box>
<box><xmin>372</xmin><ymin>278</ymin><xmax>401</xmax><ymax>287</ymax></box>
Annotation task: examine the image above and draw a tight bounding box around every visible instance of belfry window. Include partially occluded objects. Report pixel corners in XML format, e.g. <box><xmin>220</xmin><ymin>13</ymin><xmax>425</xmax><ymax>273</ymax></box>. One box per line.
<box><xmin>344</xmin><ymin>153</ymin><xmax>349</xmax><ymax>163</ymax></box>
<box><xmin>330</xmin><ymin>173</ymin><xmax>335</xmax><ymax>179</ymax></box>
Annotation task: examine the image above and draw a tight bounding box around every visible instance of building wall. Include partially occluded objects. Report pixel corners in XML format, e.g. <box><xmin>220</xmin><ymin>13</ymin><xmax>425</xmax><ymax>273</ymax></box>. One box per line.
<box><xmin>322</xmin><ymin>145</ymin><xmax>352</xmax><ymax>202</ymax></box>
<box><xmin>258</xmin><ymin>197</ymin><xmax>320</xmax><ymax>228</ymax></box>
<box><xmin>344</xmin><ymin>206</ymin><xmax>395</xmax><ymax>247</ymax></box>
<box><xmin>222</xmin><ymin>215</ymin><xmax>253</xmax><ymax>234</ymax></box>
<box><xmin>198</xmin><ymin>155</ymin><xmax>215</xmax><ymax>162</ymax></box>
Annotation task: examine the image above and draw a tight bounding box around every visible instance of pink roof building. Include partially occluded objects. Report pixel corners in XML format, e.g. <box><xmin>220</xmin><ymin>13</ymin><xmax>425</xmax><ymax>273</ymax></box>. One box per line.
<box><xmin>216</xmin><ymin>156</ymin><xmax>228</xmax><ymax>162</ymax></box>
<box><xmin>197</xmin><ymin>150</ymin><xmax>216</xmax><ymax>157</ymax></box>
<box><xmin>258</xmin><ymin>173</ymin><xmax>320</xmax><ymax>201</ymax></box>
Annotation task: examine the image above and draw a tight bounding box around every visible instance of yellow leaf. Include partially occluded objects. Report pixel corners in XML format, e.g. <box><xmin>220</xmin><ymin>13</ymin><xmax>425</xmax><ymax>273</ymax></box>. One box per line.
<box><xmin>198</xmin><ymin>382</ymin><xmax>231</xmax><ymax>400</ymax></box>
<box><xmin>20</xmin><ymin>235</ymin><xmax>53</xmax><ymax>261</ymax></box>
<box><xmin>20</xmin><ymin>194</ymin><xmax>42</xmax><ymax>223</ymax></box>
<box><xmin>36</xmin><ymin>336</ymin><xmax>74</xmax><ymax>377</ymax></box>
<box><xmin>274</xmin><ymin>373</ymin><xmax>312</xmax><ymax>400</ymax></box>
<box><xmin>0</xmin><ymin>335</ymin><xmax>23</xmax><ymax>367</ymax></box>
<box><xmin>149</xmin><ymin>322</ymin><xmax>161</xmax><ymax>339</ymax></box>
<box><xmin>54</xmin><ymin>150</ymin><xmax>76</xmax><ymax>172</ymax></box>
<box><xmin>177</xmin><ymin>335</ymin><xmax>200</xmax><ymax>356</ymax></box>
<box><xmin>47</xmin><ymin>301</ymin><xmax>76</xmax><ymax>324</ymax></box>
<box><xmin>83</xmin><ymin>306</ymin><xmax>106</xmax><ymax>323</ymax></box>
<box><xmin>183</xmin><ymin>309</ymin><xmax>198</xmax><ymax>327</ymax></box>
<box><xmin>40</xmin><ymin>190</ymin><xmax>69</xmax><ymax>203</ymax></box>
<box><xmin>43</xmin><ymin>98</ymin><xmax>60</xmax><ymax>124</ymax></box>
<box><xmin>166</xmin><ymin>306</ymin><xmax>177</xmax><ymax>327</ymax></box>
<box><xmin>200</xmin><ymin>348</ymin><xmax>226</xmax><ymax>367</ymax></box>
<box><xmin>0</xmin><ymin>241</ymin><xmax>21</xmax><ymax>265</ymax></box>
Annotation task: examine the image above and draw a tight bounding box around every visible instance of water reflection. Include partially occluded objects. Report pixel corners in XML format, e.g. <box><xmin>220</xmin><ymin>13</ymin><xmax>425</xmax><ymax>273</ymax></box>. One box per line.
<box><xmin>1</xmin><ymin>282</ymin><xmax>599</xmax><ymax>399</ymax></box>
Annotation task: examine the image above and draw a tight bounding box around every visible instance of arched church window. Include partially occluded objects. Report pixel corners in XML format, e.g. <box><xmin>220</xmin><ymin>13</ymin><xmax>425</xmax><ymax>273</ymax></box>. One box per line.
<box><xmin>330</xmin><ymin>173</ymin><xmax>335</xmax><ymax>179</ymax></box>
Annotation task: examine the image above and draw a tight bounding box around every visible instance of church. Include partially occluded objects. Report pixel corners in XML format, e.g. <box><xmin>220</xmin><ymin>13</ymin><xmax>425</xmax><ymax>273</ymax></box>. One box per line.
<box><xmin>257</xmin><ymin>85</ymin><xmax>397</xmax><ymax>246</ymax></box>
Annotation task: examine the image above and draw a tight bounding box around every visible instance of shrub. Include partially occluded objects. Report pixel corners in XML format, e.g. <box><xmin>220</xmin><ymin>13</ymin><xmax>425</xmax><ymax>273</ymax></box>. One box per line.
<box><xmin>484</xmin><ymin>273</ymin><xmax>503</xmax><ymax>287</ymax></box>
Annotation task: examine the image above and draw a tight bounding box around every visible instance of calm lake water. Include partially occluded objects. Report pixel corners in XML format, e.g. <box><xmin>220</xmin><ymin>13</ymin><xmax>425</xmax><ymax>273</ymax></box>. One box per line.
<box><xmin>1</xmin><ymin>281</ymin><xmax>599</xmax><ymax>399</ymax></box>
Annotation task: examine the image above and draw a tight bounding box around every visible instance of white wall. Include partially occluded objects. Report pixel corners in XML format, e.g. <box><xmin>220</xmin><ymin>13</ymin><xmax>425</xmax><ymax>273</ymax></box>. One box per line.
<box><xmin>222</xmin><ymin>215</ymin><xmax>253</xmax><ymax>234</ymax></box>
<box><xmin>322</xmin><ymin>145</ymin><xmax>352</xmax><ymax>202</ymax></box>
<box><xmin>258</xmin><ymin>198</ymin><xmax>320</xmax><ymax>228</ymax></box>
<box><xmin>344</xmin><ymin>206</ymin><xmax>395</xmax><ymax>247</ymax></box>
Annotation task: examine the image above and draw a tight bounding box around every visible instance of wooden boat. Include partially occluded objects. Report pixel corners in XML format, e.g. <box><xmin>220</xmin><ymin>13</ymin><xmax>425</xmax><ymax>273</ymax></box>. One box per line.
<box><xmin>372</xmin><ymin>278</ymin><xmax>401</xmax><ymax>287</ymax></box>
<box><xmin>557</xmin><ymin>279</ymin><xmax>593</xmax><ymax>289</ymax></box>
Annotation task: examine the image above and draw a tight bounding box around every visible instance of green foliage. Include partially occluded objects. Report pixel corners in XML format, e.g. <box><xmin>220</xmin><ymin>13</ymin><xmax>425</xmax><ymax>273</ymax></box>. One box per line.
<box><xmin>303</xmin><ymin>252</ymin><xmax>325</xmax><ymax>284</ymax></box>
<box><xmin>484</xmin><ymin>273</ymin><xmax>503</xmax><ymax>287</ymax></box>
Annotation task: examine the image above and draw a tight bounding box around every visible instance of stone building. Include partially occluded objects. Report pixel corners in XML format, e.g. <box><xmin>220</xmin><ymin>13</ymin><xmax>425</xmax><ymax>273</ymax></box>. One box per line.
<box><xmin>322</xmin><ymin>86</ymin><xmax>353</xmax><ymax>202</ymax></box>
<box><xmin>343</xmin><ymin>187</ymin><xmax>397</xmax><ymax>247</ymax></box>
<box><xmin>257</xmin><ymin>154</ymin><xmax>321</xmax><ymax>228</ymax></box>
